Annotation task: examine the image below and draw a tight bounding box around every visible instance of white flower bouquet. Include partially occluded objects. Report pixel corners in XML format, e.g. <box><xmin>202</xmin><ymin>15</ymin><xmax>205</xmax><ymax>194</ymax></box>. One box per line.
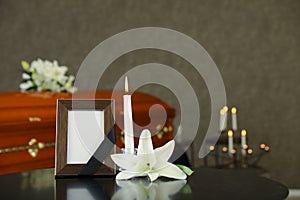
<box><xmin>20</xmin><ymin>58</ymin><xmax>77</xmax><ymax>93</ymax></box>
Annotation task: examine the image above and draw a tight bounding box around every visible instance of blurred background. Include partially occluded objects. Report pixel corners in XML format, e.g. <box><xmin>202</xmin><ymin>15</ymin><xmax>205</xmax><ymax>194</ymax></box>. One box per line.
<box><xmin>0</xmin><ymin>0</ymin><xmax>300</xmax><ymax>188</ymax></box>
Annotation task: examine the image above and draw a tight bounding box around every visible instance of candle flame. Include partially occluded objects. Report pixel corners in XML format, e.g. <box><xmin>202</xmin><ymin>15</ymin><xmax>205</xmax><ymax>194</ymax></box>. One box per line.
<box><xmin>231</xmin><ymin>107</ymin><xmax>237</xmax><ymax>114</ymax></box>
<box><xmin>241</xmin><ymin>129</ymin><xmax>247</xmax><ymax>137</ymax></box>
<box><xmin>125</xmin><ymin>76</ymin><xmax>129</xmax><ymax>93</ymax></box>
<box><xmin>223</xmin><ymin>106</ymin><xmax>229</xmax><ymax>112</ymax></box>
<box><xmin>220</xmin><ymin>109</ymin><xmax>225</xmax><ymax>115</ymax></box>
<box><xmin>220</xmin><ymin>106</ymin><xmax>228</xmax><ymax>115</ymax></box>
<box><xmin>228</xmin><ymin>130</ymin><xmax>233</xmax><ymax>137</ymax></box>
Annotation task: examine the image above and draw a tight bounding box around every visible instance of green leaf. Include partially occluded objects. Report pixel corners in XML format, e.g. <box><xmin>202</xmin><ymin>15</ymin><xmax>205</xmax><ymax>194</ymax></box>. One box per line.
<box><xmin>176</xmin><ymin>164</ymin><xmax>194</xmax><ymax>176</ymax></box>
<box><xmin>180</xmin><ymin>184</ymin><xmax>193</xmax><ymax>194</ymax></box>
<box><xmin>21</xmin><ymin>60</ymin><xmax>30</xmax><ymax>72</ymax></box>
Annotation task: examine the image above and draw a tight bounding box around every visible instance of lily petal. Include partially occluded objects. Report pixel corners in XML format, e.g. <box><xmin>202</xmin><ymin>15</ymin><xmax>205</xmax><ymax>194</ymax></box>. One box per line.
<box><xmin>154</xmin><ymin>140</ymin><xmax>175</xmax><ymax>161</ymax></box>
<box><xmin>148</xmin><ymin>172</ymin><xmax>159</xmax><ymax>182</ymax></box>
<box><xmin>116</xmin><ymin>171</ymin><xmax>145</xmax><ymax>180</ymax></box>
<box><xmin>158</xmin><ymin>163</ymin><xmax>187</xmax><ymax>180</ymax></box>
<box><xmin>153</xmin><ymin>140</ymin><xmax>175</xmax><ymax>170</ymax></box>
<box><xmin>111</xmin><ymin>153</ymin><xmax>139</xmax><ymax>171</ymax></box>
<box><xmin>137</xmin><ymin>129</ymin><xmax>154</xmax><ymax>155</ymax></box>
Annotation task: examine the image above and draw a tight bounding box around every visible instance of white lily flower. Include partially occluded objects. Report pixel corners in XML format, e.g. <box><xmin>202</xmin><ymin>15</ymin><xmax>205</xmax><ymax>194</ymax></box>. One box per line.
<box><xmin>30</xmin><ymin>58</ymin><xmax>43</xmax><ymax>72</ymax></box>
<box><xmin>50</xmin><ymin>66</ymin><xmax>68</xmax><ymax>83</ymax></box>
<box><xmin>111</xmin><ymin>129</ymin><xmax>187</xmax><ymax>182</ymax></box>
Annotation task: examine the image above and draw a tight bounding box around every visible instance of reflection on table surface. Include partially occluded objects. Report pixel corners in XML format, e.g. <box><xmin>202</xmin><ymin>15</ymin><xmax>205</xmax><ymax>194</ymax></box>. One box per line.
<box><xmin>0</xmin><ymin>168</ymin><xmax>289</xmax><ymax>200</ymax></box>
<box><xmin>112</xmin><ymin>179</ymin><xmax>187</xmax><ymax>200</ymax></box>
<box><xmin>57</xmin><ymin>177</ymin><xmax>187</xmax><ymax>200</ymax></box>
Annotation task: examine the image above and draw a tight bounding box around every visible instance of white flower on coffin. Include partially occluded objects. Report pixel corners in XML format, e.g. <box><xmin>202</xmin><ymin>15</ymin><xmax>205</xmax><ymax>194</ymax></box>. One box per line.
<box><xmin>31</xmin><ymin>59</ymin><xmax>67</xmax><ymax>83</ymax></box>
<box><xmin>19</xmin><ymin>81</ymin><xmax>33</xmax><ymax>91</ymax></box>
<box><xmin>20</xmin><ymin>58</ymin><xmax>77</xmax><ymax>93</ymax></box>
<box><xmin>49</xmin><ymin>60</ymin><xmax>68</xmax><ymax>83</ymax></box>
<box><xmin>22</xmin><ymin>73</ymin><xmax>31</xmax><ymax>80</ymax></box>
<box><xmin>112</xmin><ymin>179</ymin><xmax>187</xmax><ymax>200</ymax></box>
<box><xmin>111</xmin><ymin>129</ymin><xmax>187</xmax><ymax>182</ymax></box>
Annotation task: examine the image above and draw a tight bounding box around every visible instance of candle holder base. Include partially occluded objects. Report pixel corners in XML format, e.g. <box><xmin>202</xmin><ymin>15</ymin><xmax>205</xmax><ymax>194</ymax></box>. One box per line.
<box><xmin>121</xmin><ymin>148</ymin><xmax>137</xmax><ymax>155</ymax></box>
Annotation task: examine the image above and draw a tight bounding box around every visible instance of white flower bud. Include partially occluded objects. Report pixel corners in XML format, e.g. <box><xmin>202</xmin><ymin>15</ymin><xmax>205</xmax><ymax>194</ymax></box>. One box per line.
<box><xmin>22</xmin><ymin>73</ymin><xmax>31</xmax><ymax>80</ymax></box>
<box><xmin>137</xmin><ymin>129</ymin><xmax>154</xmax><ymax>155</ymax></box>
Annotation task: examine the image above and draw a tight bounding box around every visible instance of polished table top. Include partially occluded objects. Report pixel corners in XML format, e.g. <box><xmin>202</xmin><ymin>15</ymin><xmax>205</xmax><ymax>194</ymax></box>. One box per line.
<box><xmin>0</xmin><ymin>168</ymin><xmax>288</xmax><ymax>200</ymax></box>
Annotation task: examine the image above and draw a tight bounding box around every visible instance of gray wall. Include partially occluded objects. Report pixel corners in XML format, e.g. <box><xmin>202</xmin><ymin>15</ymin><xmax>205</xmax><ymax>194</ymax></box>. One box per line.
<box><xmin>1</xmin><ymin>0</ymin><xmax>300</xmax><ymax>187</ymax></box>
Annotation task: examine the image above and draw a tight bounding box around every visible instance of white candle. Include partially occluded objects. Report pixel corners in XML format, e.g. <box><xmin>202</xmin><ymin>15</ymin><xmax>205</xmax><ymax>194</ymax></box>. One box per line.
<box><xmin>224</xmin><ymin>106</ymin><xmax>228</xmax><ymax>130</ymax></box>
<box><xmin>219</xmin><ymin>109</ymin><xmax>225</xmax><ymax>131</ymax></box>
<box><xmin>241</xmin><ymin>129</ymin><xmax>247</xmax><ymax>156</ymax></box>
<box><xmin>123</xmin><ymin>76</ymin><xmax>135</xmax><ymax>154</ymax></box>
<box><xmin>219</xmin><ymin>106</ymin><xmax>228</xmax><ymax>131</ymax></box>
<box><xmin>231</xmin><ymin>107</ymin><xmax>237</xmax><ymax>131</ymax></box>
<box><xmin>228</xmin><ymin>130</ymin><xmax>233</xmax><ymax>157</ymax></box>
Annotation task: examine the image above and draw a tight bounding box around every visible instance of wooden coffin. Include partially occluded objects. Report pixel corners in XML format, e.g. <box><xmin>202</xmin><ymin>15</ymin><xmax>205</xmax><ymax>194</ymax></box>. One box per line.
<box><xmin>0</xmin><ymin>91</ymin><xmax>175</xmax><ymax>175</ymax></box>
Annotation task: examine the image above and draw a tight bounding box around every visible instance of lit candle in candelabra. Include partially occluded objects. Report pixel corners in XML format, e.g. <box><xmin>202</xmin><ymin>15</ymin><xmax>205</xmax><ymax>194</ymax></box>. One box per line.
<box><xmin>231</xmin><ymin>107</ymin><xmax>238</xmax><ymax>131</ymax></box>
<box><xmin>219</xmin><ymin>109</ymin><xmax>225</xmax><ymax>131</ymax></box>
<box><xmin>219</xmin><ymin>106</ymin><xmax>228</xmax><ymax>131</ymax></box>
<box><xmin>228</xmin><ymin>130</ymin><xmax>234</xmax><ymax>157</ymax></box>
<box><xmin>224</xmin><ymin>106</ymin><xmax>228</xmax><ymax>130</ymax></box>
<box><xmin>123</xmin><ymin>76</ymin><xmax>135</xmax><ymax>154</ymax></box>
<box><xmin>241</xmin><ymin>129</ymin><xmax>247</xmax><ymax>156</ymax></box>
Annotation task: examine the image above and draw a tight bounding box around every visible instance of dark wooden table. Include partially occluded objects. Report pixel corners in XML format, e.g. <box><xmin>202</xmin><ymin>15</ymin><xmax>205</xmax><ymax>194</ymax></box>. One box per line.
<box><xmin>0</xmin><ymin>168</ymin><xmax>288</xmax><ymax>200</ymax></box>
